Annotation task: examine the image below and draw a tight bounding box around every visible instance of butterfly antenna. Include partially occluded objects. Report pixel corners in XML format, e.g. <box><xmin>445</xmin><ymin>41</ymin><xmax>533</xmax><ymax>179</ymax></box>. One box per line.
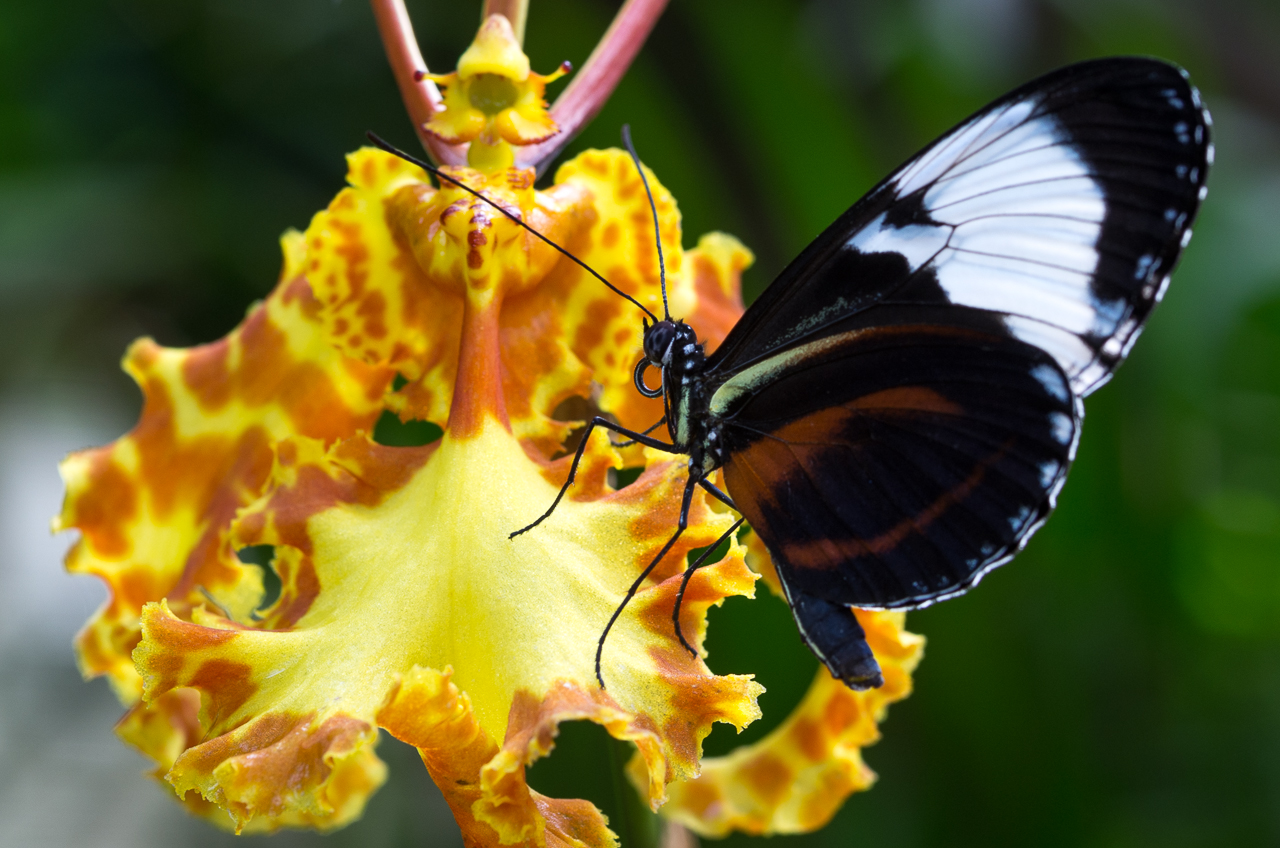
<box><xmin>365</xmin><ymin>132</ymin><xmax>657</xmax><ymax>322</ymax></box>
<box><xmin>621</xmin><ymin>125</ymin><xmax>669</xmax><ymax>321</ymax></box>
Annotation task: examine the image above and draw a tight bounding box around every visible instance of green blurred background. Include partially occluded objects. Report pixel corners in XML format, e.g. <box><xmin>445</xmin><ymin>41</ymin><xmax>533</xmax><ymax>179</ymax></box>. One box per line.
<box><xmin>3</xmin><ymin>0</ymin><xmax>1279</xmax><ymax>845</ymax></box>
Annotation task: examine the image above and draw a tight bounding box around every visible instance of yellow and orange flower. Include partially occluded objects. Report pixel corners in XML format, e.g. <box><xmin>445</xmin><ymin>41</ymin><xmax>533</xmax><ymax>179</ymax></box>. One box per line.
<box><xmin>421</xmin><ymin>14</ymin><xmax>570</xmax><ymax>171</ymax></box>
<box><xmin>56</xmin><ymin>13</ymin><xmax>923</xmax><ymax>845</ymax></box>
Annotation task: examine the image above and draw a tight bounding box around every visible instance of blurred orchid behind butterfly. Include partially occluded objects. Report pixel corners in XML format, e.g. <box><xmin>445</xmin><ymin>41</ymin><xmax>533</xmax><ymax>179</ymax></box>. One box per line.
<box><xmin>374</xmin><ymin>56</ymin><xmax>1212</xmax><ymax>691</ymax></box>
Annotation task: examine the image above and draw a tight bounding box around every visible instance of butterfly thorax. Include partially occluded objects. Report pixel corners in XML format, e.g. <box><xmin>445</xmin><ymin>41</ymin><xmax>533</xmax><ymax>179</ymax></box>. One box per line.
<box><xmin>641</xmin><ymin>319</ymin><xmax>724</xmax><ymax>475</ymax></box>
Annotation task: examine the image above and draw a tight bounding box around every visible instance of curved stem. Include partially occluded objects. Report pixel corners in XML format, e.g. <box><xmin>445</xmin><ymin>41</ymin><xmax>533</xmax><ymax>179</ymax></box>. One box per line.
<box><xmin>516</xmin><ymin>0</ymin><xmax>670</xmax><ymax>170</ymax></box>
<box><xmin>370</xmin><ymin>0</ymin><xmax>466</xmax><ymax>165</ymax></box>
<box><xmin>482</xmin><ymin>0</ymin><xmax>528</xmax><ymax>44</ymax></box>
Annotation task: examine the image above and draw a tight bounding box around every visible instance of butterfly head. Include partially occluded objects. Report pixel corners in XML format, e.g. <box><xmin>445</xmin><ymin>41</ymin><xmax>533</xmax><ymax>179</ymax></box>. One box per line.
<box><xmin>642</xmin><ymin>318</ymin><xmax>680</xmax><ymax>367</ymax></box>
<box><xmin>634</xmin><ymin>317</ymin><xmax>687</xmax><ymax>400</ymax></box>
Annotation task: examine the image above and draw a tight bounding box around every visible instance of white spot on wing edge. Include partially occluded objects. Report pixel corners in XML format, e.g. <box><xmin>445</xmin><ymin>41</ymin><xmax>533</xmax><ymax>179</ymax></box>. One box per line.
<box><xmin>1039</xmin><ymin>460</ymin><xmax>1060</xmax><ymax>488</ymax></box>
<box><xmin>1030</xmin><ymin>363</ymin><xmax>1069</xmax><ymax>403</ymax></box>
<box><xmin>1049</xmin><ymin>411</ymin><xmax>1074</xmax><ymax>445</ymax></box>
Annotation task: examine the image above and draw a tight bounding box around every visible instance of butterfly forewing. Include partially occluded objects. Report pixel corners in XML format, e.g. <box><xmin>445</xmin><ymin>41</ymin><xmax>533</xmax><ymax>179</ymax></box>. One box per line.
<box><xmin>707</xmin><ymin>58</ymin><xmax>1210</xmax><ymax>397</ymax></box>
<box><xmin>704</xmin><ymin>57</ymin><xmax>1209</xmax><ymax>630</ymax></box>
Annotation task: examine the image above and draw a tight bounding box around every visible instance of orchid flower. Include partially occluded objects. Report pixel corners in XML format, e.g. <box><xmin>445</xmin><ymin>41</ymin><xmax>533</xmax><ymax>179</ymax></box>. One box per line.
<box><xmin>56</xmin><ymin>2</ymin><xmax>922</xmax><ymax>843</ymax></box>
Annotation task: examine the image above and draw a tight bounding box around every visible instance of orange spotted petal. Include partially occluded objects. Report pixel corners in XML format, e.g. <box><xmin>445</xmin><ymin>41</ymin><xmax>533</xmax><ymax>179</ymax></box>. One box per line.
<box><xmin>309</xmin><ymin>148</ymin><xmax>597</xmax><ymax>455</ymax></box>
<box><xmin>55</xmin><ymin>236</ymin><xmax>395</xmax><ymax>703</ymax></box>
<box><xmin>546</xmin><ymin>150</ymin><xmax>753</xmax><ymax>455</ymax></box>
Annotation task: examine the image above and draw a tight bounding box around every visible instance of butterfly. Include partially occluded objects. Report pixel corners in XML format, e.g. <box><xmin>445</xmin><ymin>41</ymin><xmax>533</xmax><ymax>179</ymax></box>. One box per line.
<box><xmin>370</xmin><ymin>55</ymin><xmax>1212</xmax><ymax>691</ymax></box>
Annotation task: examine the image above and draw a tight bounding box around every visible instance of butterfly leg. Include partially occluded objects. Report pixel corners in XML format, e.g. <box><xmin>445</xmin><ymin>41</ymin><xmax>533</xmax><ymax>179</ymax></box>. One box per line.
<box><xmin>697</xmin><ymin>477</ymin><xmax>737</xmax><ymax>511</ymax></box>
<box><xmin>509</xmin><ymin>416</ymin><xmax>679</xmax><ymax>539</ymax></box>
<box><xmin>611</xmin><ymin>415</ymin><xmax>667</xmax><ymax>447</ymax></box>
<box><xmin>672</xmin><ymin>517</ymin><xmax>745</xmax><ymax>657</ymax></box>
<box><xmin>595</xmin><ymin>475</ymin><xmax>698</xmax><ymax>688</ymax></box>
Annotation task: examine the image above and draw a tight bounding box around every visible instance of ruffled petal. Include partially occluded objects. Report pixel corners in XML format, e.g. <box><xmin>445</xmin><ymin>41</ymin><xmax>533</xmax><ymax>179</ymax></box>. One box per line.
<box><xmin>653</xmin><ymin>532</ymin><xmax>924</xmax><ymax>837</ymax></box>
<box><xmin>424</xmin><ymin>77</ymin><xmax>488</xmax><ymax>144</ymax></box>
<box><xmin>55</xmin><ymin>233</ymin><xmax>394</xmax><ymax>702</ymax></box>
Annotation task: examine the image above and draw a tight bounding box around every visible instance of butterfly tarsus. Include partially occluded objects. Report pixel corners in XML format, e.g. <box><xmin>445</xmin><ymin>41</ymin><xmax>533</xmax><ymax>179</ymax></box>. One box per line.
<box><xmin>672</xmin><ymin>517</ymin><xmax>745</xmax><ymax>658</ymax></box>
<box><xmin>509</xmin><ymin>415</ymin><xmax>680</xmax><ymax>540</ymax></box>
<box><xmin>596</xmin><ymin>475</ymin><xmax>699</xmax><ymax>688</ymax></box>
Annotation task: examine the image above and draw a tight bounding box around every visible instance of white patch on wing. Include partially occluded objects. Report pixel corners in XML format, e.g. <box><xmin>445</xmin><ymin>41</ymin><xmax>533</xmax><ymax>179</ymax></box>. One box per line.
<box><xmin>846</xmin><ymin>211</ymin><xmax>949</xmax><ymax>270</ymax></box>
<box><xmin>932</xmin><ymin>247</ymin><xmax>1098</xmax><ymax>333</ymax></box>
<box><xmin>892</xmin><ymin>103</ymin><xmax>1111</xmax><ymax>390</ymax></box>
<box><xmin>895</xmin><ymin>101</ymin><xmax>1036</xmax><ymax>196</ymax></box>
<box><xmin>949</xmin><ymin>216</ymin><xmax>1099</xmax><ymax>275</ymax></box>
<box><xmin>1003</xmin><ymin>316</ymin><xmax>1095</xmax><ymax>381</ymax></box>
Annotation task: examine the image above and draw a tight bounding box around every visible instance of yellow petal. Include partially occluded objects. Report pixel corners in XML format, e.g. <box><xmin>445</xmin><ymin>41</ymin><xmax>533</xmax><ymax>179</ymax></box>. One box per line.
<box><xmin>495</xmin><ymin>103</ymin><xmax>561</xmax><ymax>146</ymax></box>
<box><xmin>131</xmin><ymin>413</ymin><xmax>759</xmax><ymax>835</ymax></box>
<box><xmin>457</xmin><ymin>14</ymin><xmax>532</xmax><ymax>81</ymax></box>
<box><xmin>424</xmin><ymin>77</ymin><xmax>488</xmax><ymax>144</ymax></box>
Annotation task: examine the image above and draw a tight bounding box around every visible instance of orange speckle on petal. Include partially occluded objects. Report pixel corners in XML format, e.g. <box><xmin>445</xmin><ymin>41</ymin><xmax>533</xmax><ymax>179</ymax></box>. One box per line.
<box><xmin>740</xmin><ymin>752</ymin><xmax>793</xmax><ymax>807</ymax></box>
<box><xmin>69</xmin><ymin>454</ymin><xmax>138</xmax><ymax>558</ymax></box>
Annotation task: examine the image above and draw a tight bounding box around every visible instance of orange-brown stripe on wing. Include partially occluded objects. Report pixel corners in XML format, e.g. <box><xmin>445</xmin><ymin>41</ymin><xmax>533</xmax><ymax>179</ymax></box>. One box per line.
<box><xmin>724</xmin><ymin>397</ymin><xmax>970</xmax><ymax>574</ymax></box>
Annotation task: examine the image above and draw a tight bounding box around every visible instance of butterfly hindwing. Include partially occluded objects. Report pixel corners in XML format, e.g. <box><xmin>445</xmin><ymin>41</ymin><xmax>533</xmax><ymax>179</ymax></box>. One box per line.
<box><xmin>718</xmin><ymin>316</ymin><xmax>1079</xmax><ymax>610</ymax></box>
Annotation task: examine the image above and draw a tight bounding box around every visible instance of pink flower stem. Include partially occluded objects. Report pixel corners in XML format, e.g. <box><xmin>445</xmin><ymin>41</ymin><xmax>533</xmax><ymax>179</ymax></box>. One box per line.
<box><xmin>370</xmin><ymin>0</ymin><xmax>466</xmax><ymax>166</ymax></box>
<box><xmin>482</xmin><ymin>0</ymin><xmax>528</xmax><ymax>44</ymax></box>
<box><xmin>516</xmin><ymin>0</ymin><xmax>670</xmax><ymax>170</ymax></box>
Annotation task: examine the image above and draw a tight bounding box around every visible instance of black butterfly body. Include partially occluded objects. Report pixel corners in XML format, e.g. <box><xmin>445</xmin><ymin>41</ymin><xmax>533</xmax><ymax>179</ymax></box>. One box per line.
<box><xmin>593</xmin><ymin>56</ymin><xmax>1212</xmax><ymax>689</ymax></box>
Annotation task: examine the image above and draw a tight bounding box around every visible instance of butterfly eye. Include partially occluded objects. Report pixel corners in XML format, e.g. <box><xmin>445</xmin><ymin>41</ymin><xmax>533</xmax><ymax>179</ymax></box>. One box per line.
<box><xmin>642</xmin><ymin>320</ymin><xmax>677</xmax><ymax>365</ymax></box>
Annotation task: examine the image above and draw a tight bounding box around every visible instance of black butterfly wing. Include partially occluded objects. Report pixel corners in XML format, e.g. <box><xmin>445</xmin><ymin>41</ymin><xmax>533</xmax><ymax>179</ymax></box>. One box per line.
<box><xmin>703</xmin><ymin>58</ymin><xmax>1210</xmax><ymax>686</ymax></box>
<box><xmin>718</xmin><ymin>314</ymin><xmax>1078</xmax><ymax>686</ymax></box>
<box><xmin>708</xmin><ymin>57</ymin><xmax>1211</xmax><ymax>397</ymax></box>
<box><xmin>718</xmin><ymin>312</ymin><xmax>1078</xmax><ymax>603</ymax></box>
